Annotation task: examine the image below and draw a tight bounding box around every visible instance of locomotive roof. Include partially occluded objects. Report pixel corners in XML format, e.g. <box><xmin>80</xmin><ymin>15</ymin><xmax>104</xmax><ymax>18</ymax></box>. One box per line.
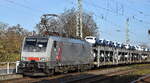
<box><xmin>26</xmin><ymin>36</ymin><xmax>88</xmax><ymax>45</ymax></box>
<box><xmin>50</xmin><ymin>36</ymin><xmax>87</xmax><ymax>44</ymax></box>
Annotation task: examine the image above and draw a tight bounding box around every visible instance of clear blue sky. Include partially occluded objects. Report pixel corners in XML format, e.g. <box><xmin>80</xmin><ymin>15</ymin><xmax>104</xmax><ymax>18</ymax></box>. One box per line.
<box><xmin>0</xmin><ymin>0</ymin><xmax>150</xmax><ymax>45</ymax></box>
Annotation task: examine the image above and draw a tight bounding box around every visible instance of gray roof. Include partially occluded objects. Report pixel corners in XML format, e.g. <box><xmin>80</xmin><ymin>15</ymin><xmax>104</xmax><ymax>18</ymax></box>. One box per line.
<box><xmin>49</xmin><ymin>36</ymin><xmax>87</xmax><ymax>44</ymax></box>
<box><xmin>26</xmin><ymin>36</ymin><xmax>89</xmax><ymax>45</ymax></box>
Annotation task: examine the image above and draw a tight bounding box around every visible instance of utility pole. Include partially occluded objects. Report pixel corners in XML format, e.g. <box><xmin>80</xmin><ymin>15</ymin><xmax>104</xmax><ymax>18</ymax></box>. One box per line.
<box><xmin>76</xmin><ymin>0</ymin><xmax>83</xmax><ymax>39</ymax></box>
<box><xmin>125</xmin><ymin>18</ymin><xmax>129</xmax><ymax>44</ymax></box>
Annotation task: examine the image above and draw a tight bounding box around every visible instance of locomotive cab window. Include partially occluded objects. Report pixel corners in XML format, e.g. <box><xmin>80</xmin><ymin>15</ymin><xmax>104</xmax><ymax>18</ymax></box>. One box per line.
<box><xmin>23</xmin><ymin>38</ymin><xmax>48</xmax><ymax>52</ymax></box>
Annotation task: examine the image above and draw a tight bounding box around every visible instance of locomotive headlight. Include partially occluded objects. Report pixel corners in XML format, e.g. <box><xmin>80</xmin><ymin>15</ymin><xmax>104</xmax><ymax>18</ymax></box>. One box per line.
<box><xmin>21</xmin><ymin>57</ymin><xmax>27</xmax><ymax>61</ymax></box>
<box><xmin>40</xmin><ymin>58</ymin><xmax>46</xmax><ymax>61</ymax></box>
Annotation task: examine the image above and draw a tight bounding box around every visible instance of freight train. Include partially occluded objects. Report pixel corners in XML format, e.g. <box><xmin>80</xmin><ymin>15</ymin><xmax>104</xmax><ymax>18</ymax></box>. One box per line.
<box><xmin>17</xmin><ymin>36</ymin><xmax>150</xmax><ymax>76</ymax></box>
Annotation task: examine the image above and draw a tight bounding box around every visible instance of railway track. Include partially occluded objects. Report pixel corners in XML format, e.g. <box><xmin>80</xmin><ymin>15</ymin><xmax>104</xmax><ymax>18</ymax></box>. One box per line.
<box><xmin>1</xmin><ymin>64</ymin><xmax>150</xmax><ymax>83</ymax></box>
<box><xmin>131</xmin><ymin>74</ymin><xmax>150</xmax><ymax>83</ymax></box>
<box><xmin>67</xmin><ymin>64</ymin><xmax>150</xmax><ymax>83</ymax></box>
<box><xmin>66</xmin><ymin>70</ymin><xmax>133</xmax><ymax>83</ymax></box>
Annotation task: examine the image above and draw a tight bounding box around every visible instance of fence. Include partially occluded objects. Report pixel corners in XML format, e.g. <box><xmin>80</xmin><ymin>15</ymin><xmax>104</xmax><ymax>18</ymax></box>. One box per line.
<box><xmin>0</xmin><ymin>62</ymin><xmax>19</xmax><ymax>75</ymax></box>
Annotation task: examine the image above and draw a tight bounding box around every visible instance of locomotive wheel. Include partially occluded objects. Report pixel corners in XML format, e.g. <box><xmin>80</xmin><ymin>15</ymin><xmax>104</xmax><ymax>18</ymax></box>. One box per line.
<box><xmin>46</xmin><ymin>69</ymin><xmax>54</xmax><ymax>76</ymax></box>
<box><xmin>79</xmin><ymin>65</ymin><xmax>85</xmax><ymax>72</ymax></box>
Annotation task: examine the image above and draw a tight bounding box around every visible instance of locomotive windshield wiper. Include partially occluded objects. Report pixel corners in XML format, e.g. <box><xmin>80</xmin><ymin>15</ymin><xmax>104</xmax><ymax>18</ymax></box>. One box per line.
<box><xmin>23</xmin><ymin>38</ymin><xmax>48</xmax><ymax>52</ymax></box>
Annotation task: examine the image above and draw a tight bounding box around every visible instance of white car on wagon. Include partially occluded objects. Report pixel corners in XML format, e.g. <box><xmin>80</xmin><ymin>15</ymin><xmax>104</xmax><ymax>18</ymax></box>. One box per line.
<box><xmin>85</xmin><ymin>36</ymin><xmax>97</xmax><ymax>45</ymax></box>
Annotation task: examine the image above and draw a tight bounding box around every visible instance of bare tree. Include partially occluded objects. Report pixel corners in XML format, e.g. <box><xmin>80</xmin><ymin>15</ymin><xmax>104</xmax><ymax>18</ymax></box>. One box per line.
<box><xmin>36</xmin><ymin>8</ymin><xmax>99</xmax><ymax>38</ymax></box>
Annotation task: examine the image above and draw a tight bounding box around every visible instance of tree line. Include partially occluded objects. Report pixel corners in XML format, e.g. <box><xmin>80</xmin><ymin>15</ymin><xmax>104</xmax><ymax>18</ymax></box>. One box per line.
<box><xmin>0</xmin><ymin>22</ymin><xmax>30</xmax><ymax>62</ymax></box>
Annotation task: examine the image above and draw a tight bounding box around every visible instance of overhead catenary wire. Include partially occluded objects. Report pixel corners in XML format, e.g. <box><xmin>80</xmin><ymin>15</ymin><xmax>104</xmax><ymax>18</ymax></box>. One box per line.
<box><xmin>89</xmin><ymin>2</ymin><xmax>149</xmax><ymax>43</ymax></box>
<box><xmin>84</xmin><ymin>0</ymin><xmax>150</xmax><ymax>27</ymax></box>
<box><xmin>84</xmin><ymin>1</ymin><xmax>138</xmax><ymax>38</ymax></box>
<box><xmin>0</xmin><ymin>2</ymin><xmax>38</xmax><ymax>17</ymax></box>
<box><xmin>113</xmin><ymin>0</ymin><xmax>150</xmax><ymax>28</ymax></box>
<box><xmin>78</xmin><ymin>0</ymin><xmax>149</xmax><ymax>44</ymax></box>
<box><xmin>84</xmin><ymin>0</ymin><xmax>122</xmax><ymax>16</ymax></box>
<box><xmin>125</xmin><ymin>0</ymin><xmax>150</xmax><ymax>17</ymax></box>
<box><xmin>0</xmin><ymin>0</ymin><xmax>45</xmax><ymax>31</ymax></box>
<box><xmin>93</xmin><ymin>14</ymin><xmax>121</xmax><ymax>30</ymax></box>
<box><xmin>84</xmin><ymin>0</ymin><xmax>147</xmax><ymax>41</ymax></box>
<box><xmin>4</xmin><ymin>0</ymin><xmax>47</xmax><ymax>14</ymax></box>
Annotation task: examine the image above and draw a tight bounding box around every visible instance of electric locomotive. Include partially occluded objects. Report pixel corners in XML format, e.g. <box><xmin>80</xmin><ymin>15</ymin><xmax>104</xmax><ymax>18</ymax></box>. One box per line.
<box><xmin>17</xmin><ymin>36</ymin><xmax>94</xmax><ymax>76</ymax></box>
